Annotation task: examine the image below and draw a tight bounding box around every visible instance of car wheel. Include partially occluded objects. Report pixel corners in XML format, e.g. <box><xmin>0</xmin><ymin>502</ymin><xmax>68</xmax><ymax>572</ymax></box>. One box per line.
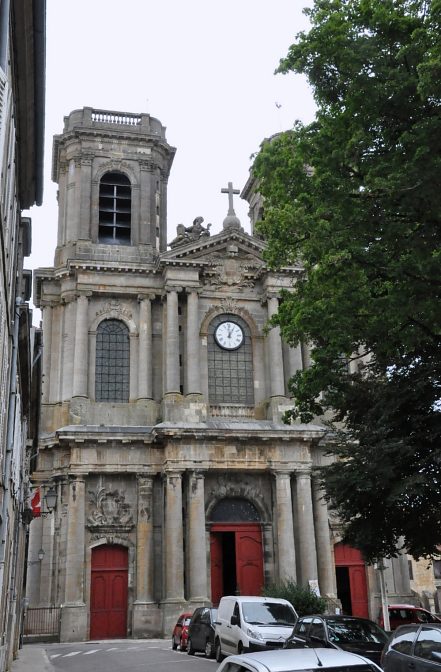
<box><xmin>180</xmin><ymin>637</ymin><xmax>186</xmax><ymax>652</ymax></box>
<box><xmin>205</xmin><ymin>640</ymin><xmax>214</xmax><ymax>658</ymax></box>
<box><xmin>172</xmin><ymin>637</ymin><xmax>177</xmax><ymax>650</ymax></box>
<box><xmin>237</xmin><ymin>641</ymin><xmax>244</xmax><ymax>655</ymax></box>
<box><xmin>215</xmin><ymin>639</ymin><xmax>223</xmax><ymax>662</ymax></box>
<box><xmin>187</xmin><ymin>638</ymin><xmax>195</xmax><ymax>655</ymax></box>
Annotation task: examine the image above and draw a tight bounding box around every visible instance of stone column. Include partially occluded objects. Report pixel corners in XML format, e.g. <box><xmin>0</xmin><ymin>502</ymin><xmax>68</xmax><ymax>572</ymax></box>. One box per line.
<box><xmin>186</xmin><ymin>291</ymin><xmax>201</xmax><ymax>395</ymax></box>
<box><xmin>275</xmin><ymin>472</ymin><xmax>297</xmax><ymax>582</ymax></box>
<box><xmin>312</xmin><ymin>476</ymin><xmax>337</xmax><ymax>596</ymax></box>
<box><xmin>165</xmin><ymin>289</ymin><xmax>180</xmax><ymax>394</ymax></box>
<box><xmin>295</xmin><ymin>470</ymin><xmax>319</xmax><ymax>584</ymax></box>
<box><xmin>41</xmin><ymin>304</ymin><xmax>52</xmax><ymax>403</ymax></box>
<box><xmin>267</xmin><ymin>296</ymin><xmax>285</xmax><ymax>397</ymax></box>
<box><xmin>26</xmin><ymin>515</ymin><xmax>43</xmax><ymax>605</ymax></box>
<box><xmin>288</xmin><ymin>345</ymin><xmax>303</xmax><ymax>378</ymax></box>
<box><xmin>188</xmin><ymin>471</ymin><xmax>208</xmax><ymax>601</ymax></box>
<box><xmin>164</xmin><ymin>471</ymin><xmax>184</xmax><ymax>600</ymax></box>
<box><xmin>138</xmin><ymin>296</ymin><xmax>153</xmax><ymax>399</ymax></box>
<box><xmin>72</xmin><ymin>294</ymin><xmax>89</xmax><ymax>398</ymax></box>
<box><xmin>60</xmin><ymin>477</ymin><xmax>87</xmax><ymax>641</ymax></box>
<box><xmin>136</xmin><ymin>476</ymin><xmax>154</xmax><ymax>602</ymax></box>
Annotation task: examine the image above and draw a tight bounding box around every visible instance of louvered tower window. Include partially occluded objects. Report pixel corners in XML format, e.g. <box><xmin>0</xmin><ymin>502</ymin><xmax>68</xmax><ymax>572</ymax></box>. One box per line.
<box><xmin>95</xmin><ymin>320</ymin><xmax>130</xmax><ymax>402</ymax></box>
<box><xmin>98</xmin><ymin>171</ymin><xmax>131</xmax><ymax>244</ymax></box>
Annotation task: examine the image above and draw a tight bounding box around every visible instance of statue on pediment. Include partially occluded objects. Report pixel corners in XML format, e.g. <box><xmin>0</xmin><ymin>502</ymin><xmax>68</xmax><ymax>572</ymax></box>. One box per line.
<box><xmin>169</xmin><ymin>216</ymin><xmax>211</xmax><ymax>248</ymax></box>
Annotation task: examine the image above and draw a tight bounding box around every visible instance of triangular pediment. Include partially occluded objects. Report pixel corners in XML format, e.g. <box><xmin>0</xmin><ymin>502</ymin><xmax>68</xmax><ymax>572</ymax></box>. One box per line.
<box><xmin>160</xmin><ymin>227</ymin><xmax>266</xmax><ymax>265</ymax></box>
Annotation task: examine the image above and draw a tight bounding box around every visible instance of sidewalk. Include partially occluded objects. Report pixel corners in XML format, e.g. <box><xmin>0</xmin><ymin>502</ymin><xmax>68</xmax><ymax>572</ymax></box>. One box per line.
<box><xmin>11</xmin><ymin>644</ymin><xmax>53</xmax><ymax>672</ymax></box>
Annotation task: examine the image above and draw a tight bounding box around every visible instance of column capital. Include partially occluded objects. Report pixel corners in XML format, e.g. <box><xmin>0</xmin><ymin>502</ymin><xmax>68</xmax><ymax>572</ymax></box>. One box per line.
<box><xmin>164</xmin><ymin>285</ymin><xmax>183</xmax><ymax>294</ymax></box>
<box><xmin>186</xmin><ymin>287</ymin><xmax>202</xmax><ymax>296</ymax></box>
<box><xmin>271</xmin><ymin>470</ymin><xmax>292</xmax><ymax>480</ymax></box>
<box><xmin>76</xmin><ymin>291</ymin><xmax>92</xmax><ymax>300</ymax></box>
<box><xmin>137</xmin><ymin>293</ymin><xmax>156</xmax><ymax>303</ymax></box>
<box><xmin>296</xmin><ymin>468</ymin><xmax>313</xmax><ymax>479</ymax></box>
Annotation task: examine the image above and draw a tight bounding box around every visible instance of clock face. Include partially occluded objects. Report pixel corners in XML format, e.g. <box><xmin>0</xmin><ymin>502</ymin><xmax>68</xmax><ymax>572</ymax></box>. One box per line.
<box><xmin>215</xmin><ymin>321</ymin><xmax>244</xmax><ymax>350</ymax></box>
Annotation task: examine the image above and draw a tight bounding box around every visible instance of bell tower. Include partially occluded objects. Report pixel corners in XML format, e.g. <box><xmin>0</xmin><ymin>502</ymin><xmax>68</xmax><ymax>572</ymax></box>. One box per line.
<box><xmin>52</xmin><ymin>107</ymin><xmax>175</xmax><ymax>265</ymax></box>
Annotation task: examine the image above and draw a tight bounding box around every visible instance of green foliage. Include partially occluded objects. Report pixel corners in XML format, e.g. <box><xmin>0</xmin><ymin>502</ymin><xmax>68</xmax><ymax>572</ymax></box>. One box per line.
<box><xmin>262</xmin><ymin>579</ymin><xmax>327</xmax><ymax>616</ymax></box>
<box><xmin>252</xmin><ymin>0</ymin><xmax>441</xmax><ymax>561</ymax></box>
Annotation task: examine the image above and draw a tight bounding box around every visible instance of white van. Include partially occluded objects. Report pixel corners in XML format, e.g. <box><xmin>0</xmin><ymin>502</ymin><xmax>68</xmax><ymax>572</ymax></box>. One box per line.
<box><xmin>214</xmin><ymin>595</ymin><xmax>298</xmax><ymax>661</ymax></box>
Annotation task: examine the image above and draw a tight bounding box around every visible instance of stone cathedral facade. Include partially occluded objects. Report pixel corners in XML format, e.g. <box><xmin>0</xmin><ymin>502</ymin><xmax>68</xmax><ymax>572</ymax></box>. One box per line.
<box><xmin>28</xmin><ymin>107</ymin><xmax>354</xmax><ymax>642</ymax></box>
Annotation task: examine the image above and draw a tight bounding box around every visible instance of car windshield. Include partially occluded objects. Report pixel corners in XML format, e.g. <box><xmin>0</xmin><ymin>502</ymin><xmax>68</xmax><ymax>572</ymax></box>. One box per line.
<box><xmin>242</xmin><ymin>602</ymin><xmax>297</xmax><ymax>626</ymax></box>
<box><xmin>184</xmin><ymin>618</ymin><xmax>191</xmax><ymax>626</ymax></box>
<box><xmin>327</xmin><ymin>619</ymin><xmax>388</xmax><ymax>644</ymax></box>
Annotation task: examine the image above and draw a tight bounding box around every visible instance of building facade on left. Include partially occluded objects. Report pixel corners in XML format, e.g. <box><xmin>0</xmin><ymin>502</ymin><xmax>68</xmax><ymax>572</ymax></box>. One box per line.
<box><xmin>0</xmin><ymin>1</ymin><xmax>45</xmax><ymax>670</ymax></box>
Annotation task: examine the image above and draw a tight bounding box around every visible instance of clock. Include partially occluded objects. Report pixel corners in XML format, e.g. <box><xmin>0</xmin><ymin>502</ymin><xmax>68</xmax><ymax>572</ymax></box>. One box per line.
<box><xmin>214</xmin><ymin>321</ymin><xmax>244</xmax><ymax>350</ymax></box>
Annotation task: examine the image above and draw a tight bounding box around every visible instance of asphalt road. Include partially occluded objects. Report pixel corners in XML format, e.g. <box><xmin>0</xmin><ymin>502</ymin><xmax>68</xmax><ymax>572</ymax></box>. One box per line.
<box><xmin>43</xmin><ymin>639</ymin><xmax>218</xmax><ymax>672</ymax></box>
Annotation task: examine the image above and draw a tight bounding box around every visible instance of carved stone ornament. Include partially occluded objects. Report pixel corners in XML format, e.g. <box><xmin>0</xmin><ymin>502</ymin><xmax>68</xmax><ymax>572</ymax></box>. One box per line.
<box><xmin>95</xmin><ymin>301</ymin><xmax>133</xmax><ymax>321</ymax></box>
<box><xmin>87</xmin><ymin>487</ymin><xmax>134</xmax><ymax>530</ymax></box>
<box><xmin>203</xmin><ymin>251</ymin><xmax>263</xmax><ymax>290</ymax></box>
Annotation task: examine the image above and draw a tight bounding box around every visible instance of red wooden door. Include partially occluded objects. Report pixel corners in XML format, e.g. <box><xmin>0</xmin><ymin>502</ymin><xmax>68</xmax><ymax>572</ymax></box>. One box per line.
<box><xmin>349</xmin><ymin>565</ymin><xmax>369</xmax><ymax>618</ymax></box>
<box><xmin>90</xmin><ymin>545</ymin><xmax>128</xmax><ymax>639</ymax></box>
<box><xmin>210</xmin><ymin>524</ymin><xmax>264</xmax><ymax>601</ymax></box>
<box><xmin>235</xmin><ymin>526</ymin><xmax>264</xmax><ymax>596</ymax></box>
<box><xmin>210</xmin><ymin>533</ymin><xmax>224</xmax><ymax>606</ymax></box>
<box><xmin>334</xmin><ymin>543</ymin><xmax>369</xmax><ymax>618</ymax></box>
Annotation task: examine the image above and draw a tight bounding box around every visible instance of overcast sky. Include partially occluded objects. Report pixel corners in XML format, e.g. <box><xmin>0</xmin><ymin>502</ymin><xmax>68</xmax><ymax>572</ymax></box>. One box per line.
<box><xmin>26</xmin><ymin>0</ymin><xmax>316</xmax><ymax>322</ymax></box>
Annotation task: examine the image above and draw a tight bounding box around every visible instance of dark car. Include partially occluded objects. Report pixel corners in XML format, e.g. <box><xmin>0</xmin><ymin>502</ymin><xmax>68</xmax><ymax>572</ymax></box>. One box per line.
<box><xmin>171</xmin><ymin>612</ymin><xmax>192</xmax><ymax>651</ymax></box>
<box><xmin>379</xmin><ymin>605</ymin><xmax>441</xmax><ymax>631</ymax></box>
<box><xmin>382</xmin><ymin>622</ymin><xmax>441</xmax><ymax>672</ymax></box>
<box><xmin>284</xmin><ymin>614</ymin><xmax>389</xmax><ymax>666</ymax></box>
<box><xmin>187</xmin><ymin>606</ymin><xmax>218</xmax><ymax>658</ymax></box>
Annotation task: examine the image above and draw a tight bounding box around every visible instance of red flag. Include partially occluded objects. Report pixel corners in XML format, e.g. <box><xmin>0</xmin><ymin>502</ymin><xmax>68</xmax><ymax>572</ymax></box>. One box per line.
<box><xmin>31</xmin><ymin>488</ymin><xmax>41</xmax><ymax>517</ymax></box>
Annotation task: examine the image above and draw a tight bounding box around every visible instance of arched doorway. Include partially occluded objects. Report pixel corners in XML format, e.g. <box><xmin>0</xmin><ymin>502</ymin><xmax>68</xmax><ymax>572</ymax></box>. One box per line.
<box><xmin>334</xmin><ymin>543</ymin><xmax>368</xmax><ymax>617</ymax></box>
<box><xmin>209</xmin><ymin>497</ymin><xmax>264</xmax><ymax>605</ymax></box>
<box><xmin>90</xmin><ymin>544</ymin><xmax>128</xmax><ymax>639</ymax></box>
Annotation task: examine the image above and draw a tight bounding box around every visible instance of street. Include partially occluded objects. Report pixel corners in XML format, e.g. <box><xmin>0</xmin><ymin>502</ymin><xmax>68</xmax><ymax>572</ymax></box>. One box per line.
<box><xmin>42</xmin><ymin>640</ymin><xmax>218</xmax><ymax>672</ymax></box>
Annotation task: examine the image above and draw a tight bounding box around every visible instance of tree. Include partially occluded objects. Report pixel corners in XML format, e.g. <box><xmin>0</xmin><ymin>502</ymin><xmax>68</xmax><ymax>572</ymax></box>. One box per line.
<box><xmin>262</xmin><ymin>579</ymin><xmax>327</xmax><ymax>616</ymax></box>
<box><xmin>252</xmin><ymin>0</ymin><xmax>441</xmax><ymax>562</ymax></box>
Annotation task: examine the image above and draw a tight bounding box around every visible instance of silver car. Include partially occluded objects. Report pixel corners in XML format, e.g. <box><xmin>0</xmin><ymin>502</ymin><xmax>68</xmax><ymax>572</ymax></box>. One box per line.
<box><xmin>216</xmin><ymin>647</ymin><xmax>383</xmax><ymax>672</ymax></box>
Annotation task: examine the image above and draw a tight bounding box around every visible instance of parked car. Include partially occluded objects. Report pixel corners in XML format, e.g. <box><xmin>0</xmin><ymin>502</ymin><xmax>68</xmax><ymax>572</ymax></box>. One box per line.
<box><xmin>187</xmin><ymin>606</ymin><xmax>218</xmax><ymax>657</ymax></box>
<box><xmin>214</xmin><ymin>595</ymin><xmax>298</xmax><ymax>661</ymax></box>
<box><xmin>381</xmin><ymin>622</ymin><xmax>441</xmax><ymax>672</ymax></box>
<box><xmin>379</xmin><ymin>605</ymin><xmax>441</xmax><ymax>631</ymax></box>
<box><xmin>171</xmin><ymin>611</ymin><xmax>192</xmax><ymax>651</ymax></box>
<box><xmin>284</xmin><ymin>614</ymin><xmax>389</xmax><ymax>666</ymax></box>
<box><xmin>216</xmin><ymin>647</ymin><xmax>383</xmax><ymax>672</ymax></box>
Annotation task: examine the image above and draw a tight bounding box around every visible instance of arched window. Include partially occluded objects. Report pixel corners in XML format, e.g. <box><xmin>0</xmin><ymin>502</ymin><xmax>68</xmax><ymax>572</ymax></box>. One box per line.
<box><xmin>98</xmin><ymin>171</ymin><xmax>131</xmax><ymax>244</ymax></box>
<box><xmin>95</xmin><ymin>320</ymin><xmax>129</xmax><ymax>402</ymax></box>
<box><xmin>208</xmin><ymin>314</ymin><xmax>254</xmax><ymax>405</ymax></box>
<box><xmin>210</xmin><ymin>497</ymin><xmax>260</xmax><ymax>522</ymax></box>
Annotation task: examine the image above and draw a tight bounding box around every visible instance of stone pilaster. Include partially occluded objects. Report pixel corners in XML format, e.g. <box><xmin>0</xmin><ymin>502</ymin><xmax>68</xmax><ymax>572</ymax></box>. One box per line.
<box><xmin>275</xmin><ymin>472</ymin><xmax>297</xmax><ymax>582</ymax></box>
<box><xmin>188</xmin><ymin>471</ymin><xmax>208</xmax><ymax>602</ymax></box>
<box><xmin>312</xmin><ymin>477</ymin><xmax>337</xmax><ymax>597</ymax></box>
<box><xmin>41</xmin><ymin>304</ymin><xmax>52</xmax><ymax>403</ymax></box>
<box><xmin>267</xmin><ymin>296</ymin><xmax>285</xmax><ymax>397</ymax></box>
<box><xmin>72</xmin><ymin>294</ymin><xmax>89</xmax><ymax>398</ymax></box>
<box><xmin>60</xmin><ymin>478</ymin><xmax>87</xmax><ymax>641</ymax></box>
<box><xmin>186</xmin><ymin>291</ymin><xmax>201</xmax><ymax>395</ymax></box>
<box><xmin>138</xmin><ymin>295</ymin><xmax>153</xmax><ymax>399</ymax></box>
<box><xmin>136</xmin><ymin>476</ymin><xmax>155</xmax><ymax>602</ymax></box>
<box><xmin>295</xmin><ymin>470</ymin><xmax>319</xmax><ymax>584</ymax></box>
<box><xmin>165</xmin><ymin>289</ymin><xmax>180</xmax><ymax>394</ymax></box>
<box><xmin>164</xmin><ymin>471</ymin><xmax>184</xmax><ymax>601</ymax></box>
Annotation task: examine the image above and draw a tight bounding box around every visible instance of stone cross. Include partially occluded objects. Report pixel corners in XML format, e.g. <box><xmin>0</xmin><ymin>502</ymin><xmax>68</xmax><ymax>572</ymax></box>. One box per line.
<box><xmin>221</xmin><ymin>181</ymin><xmax>240</xmax><ymax>216</ymax></box>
